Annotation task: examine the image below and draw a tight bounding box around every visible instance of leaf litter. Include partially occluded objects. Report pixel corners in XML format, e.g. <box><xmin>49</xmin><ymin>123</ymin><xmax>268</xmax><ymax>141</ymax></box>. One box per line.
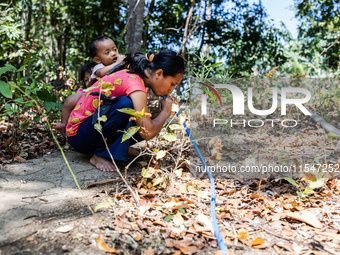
<box><xmin>1</xmin><ymin>99</ymin><xmax>340</xmax><ymax>254</ymax></box>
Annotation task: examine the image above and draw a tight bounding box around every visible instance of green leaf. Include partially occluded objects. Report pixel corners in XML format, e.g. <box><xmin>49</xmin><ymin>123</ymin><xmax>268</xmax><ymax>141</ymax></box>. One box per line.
<box><xmin>4</xmin><ymin>103</ymin><xmax>11</xmax><ymax>110</ymax></box>
<box><xmin>14</xmin><ymin>98</ymin><xmax>24</xmax><ymax>103</ymax></box>
<box><xmin>140</xmin><ymin>107</ymin><xmax>145</xmax><ymax>116</ymax></box>
<box><xmin>0</xmin><ymin>81</ymin><xmax>12</xmax><ymax>98</ymax></box>
<box><xmin>17</xmin><ymin>64</ymin><xmax>27</xmax><ymax>72</ymax></box>
<box><xmin>19</xmin><ymin>152</ymin><xmax>28</xmax><ymax>157</ymax></box>
<box><xmin>37</xmin><ymin>88</ymin><xmax>52</xmax><ymax>101</ymax></box>
<box><xmin>33</xmin><ymin>115</ymin><xmax>41</xmax><ymax>122</ymax></box>
<box><xmin>50</xmin><ymin>93</ymin><xmax>57</xmax><ymax>103</ymax></box>
<box><xmin>94</xmin><ymin>200</ymin><xmax>114</xmax><ymax>212</ymax></box>
<box><xmin>307</xmin><ymin>178</ymin><xmax>324</xmax><ymax>190</ymax></box>
<box><xmin>94</xmin><ymin>123</ymin><xmax>102</xmax><ymax>131</ymax></box>
<box><xmin>169</xmin><ymin>124</ymin><xmax>182</xmax><ymax>130</ymax></box>
<box><xmin>111</xmin><ymin>233</ymin><xmax>119</xmax><ymax>242</ymax></box>
<box><xmin>206</xmin><ymin>62</ymin><xmax>223</xmax><ymax>68</ymax></box>
<box><xmin>117</xmin><ymin>108</ymin><xmax>142</xmax><ymax>117</ymax></box>
<box><xmin>156</xmin><ymin>206</ymin><xmax>164</xmax><ymax>211</ymax></box>
<box><xmin>141</xmin><ymin>167</ymin><xmax>148</xmax><ymax>177</ymax></box>
<box><xmin>164</xmin><ymin>215</ymin><xmax>173</xmax><ymax>222</ymax></box>
<box><xmin>0</xmin><ymin>64</ymin><xmax>16</xmax><ymax>76</ymax></box>
<box><xmin>283</xmin><ymin>177</ymin><xmax>300</xmax><ymax>189</ymax></box>
<box><xmin>178</xmin><ymin>208</ymin><xmax>186</xmax><ymax>214</ymax></box>
<box><xmin>302</xmin><ymin>186</ymin><xmax>314</xmax><ymax>194</ymax></box>
<box><xmin>163</xmin><ymin>133</ymin><xmax>177</xmax><ymax>142</ymax></box>
<box><xmin>98</xmin><ymin>115</ymin><xmax>107</xmax><ymax>122</ymax></box>
<box><xmin>327</xmin><ymin>132</ymin><xmax>340</xmax><ymax>139</ymax></box>
<box><xmin>20</xmin><ymin>120</ymin><xmax>29</xmax><ymax>130</ymax></box>
<box><xmin>23</xmin><ymin>55</ymin><xmax>30</xmax><ymax>65</ymax></box>
<box><xmin>121</xmin><ymin>126</ymin><xmax>140</xmax><ymax>143</ymax></box>
<box><xmin>43</xmin><ymin>101</ymin><xmax>53</xmax><ymax>111</ymax></box>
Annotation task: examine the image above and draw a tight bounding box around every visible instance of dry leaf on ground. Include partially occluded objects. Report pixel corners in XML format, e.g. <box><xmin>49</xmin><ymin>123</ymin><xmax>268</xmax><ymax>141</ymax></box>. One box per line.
<box><xmin>142</xmin><ymin>246</ymin><xmax>155</xmax><ymax>255</ymax></box>
<box><xmin>96</xmin><ymin>238</ymin><xmax>120</xmax><ymax>254</ymax></box>
<box><xmin>179</xmin><ymin>245</ymin><xmax>198</xmax><ymax>254</ymax></box>
<box><xmin>133</xmin><ymin>232</ymin><xmax>142</xmax><ymax>241</ymax></box>
<box><xmin>285</xmin><ymin>211</ymin><xmax>323</xmax><ymax>228</ymax></box>
<box><xmin>55</xmin><ymin>225</ymin><xmax>73</xmax><ymax>233</ymax></box>
<box><xmin>173</xmin><ymin>212</ymin><xmax>184</xmax><ymax>225</ymax></box>
<box><xmin>251</xmin><ymin>237</ymin><xmax>265</xmax><ymax>246</ymax></box>
<box><xmin>237</xmin><ymin>229</ymin><xmax>249</xmax><ymax>240</ymax></box>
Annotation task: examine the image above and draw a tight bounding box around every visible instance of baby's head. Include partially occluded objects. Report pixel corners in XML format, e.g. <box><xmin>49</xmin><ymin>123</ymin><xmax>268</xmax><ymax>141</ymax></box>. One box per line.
<box><xmin>89</xmin><ymin>36</ymin><xmax>119</xmax><ymax>66</ymax></box>
<box><xmin>80</xmin><ymin>62</ymin><xmax>96</xmax><ymax>88</ymax></box>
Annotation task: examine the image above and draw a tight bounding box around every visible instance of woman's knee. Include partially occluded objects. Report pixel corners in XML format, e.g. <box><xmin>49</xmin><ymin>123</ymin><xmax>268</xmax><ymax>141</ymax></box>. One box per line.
<box><xmin>117</xmin><ymin>96</ymin><xmax>133</xmax><ymax>109</ymax></box>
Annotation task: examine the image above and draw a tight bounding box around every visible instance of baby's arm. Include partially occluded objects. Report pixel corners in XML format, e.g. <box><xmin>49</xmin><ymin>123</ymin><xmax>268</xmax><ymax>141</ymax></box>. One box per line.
<box><xmin>94</xmin><ymin>55</ymin><xmax>125</xmax><ymax>78</ymax></box>
<box><xmin>51</xmin><ymin>92</ymin><xmax>84</xmax><ymax>133</ymax></box>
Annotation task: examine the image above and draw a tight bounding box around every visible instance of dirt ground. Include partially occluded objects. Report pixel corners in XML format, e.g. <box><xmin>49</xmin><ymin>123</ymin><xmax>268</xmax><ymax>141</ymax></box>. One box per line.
<box><xmin>1</xmin><ymin>130</ymin><xmax>340</xmax><ymax>255</ymax></box>
<box><xmin>0</xmin><ymin>149</ymin><xmax>148</xmax><ymax>254</ymax></box>
<box><xmin>0</xmin><ymin>147</ymin><xmax>217</xmax><ymax>255</ymax></box>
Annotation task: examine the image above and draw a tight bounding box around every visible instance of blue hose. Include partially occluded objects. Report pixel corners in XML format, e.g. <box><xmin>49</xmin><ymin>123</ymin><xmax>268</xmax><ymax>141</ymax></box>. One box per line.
<box><xmin>165</xmin><ymin>96</ymin><xmax>229</xmax><ymax>255</ymax></box>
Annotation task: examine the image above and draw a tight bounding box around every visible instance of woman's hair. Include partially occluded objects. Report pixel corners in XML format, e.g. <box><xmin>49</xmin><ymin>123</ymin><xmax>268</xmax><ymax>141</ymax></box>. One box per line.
<box><xmin>123</xmin><ymin>50</ymin><xmax>185</xmax><ymax>78</ymax></box>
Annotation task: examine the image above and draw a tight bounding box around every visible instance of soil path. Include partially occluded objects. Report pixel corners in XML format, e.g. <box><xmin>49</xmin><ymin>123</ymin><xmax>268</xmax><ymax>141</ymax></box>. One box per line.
<box><xmin>0</xmin><ymin>151</ymin><xmax>127</xmax><ymax>254</ymax></box>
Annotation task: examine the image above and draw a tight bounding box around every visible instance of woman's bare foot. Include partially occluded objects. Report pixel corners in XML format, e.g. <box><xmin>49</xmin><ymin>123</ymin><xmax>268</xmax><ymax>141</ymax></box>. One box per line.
<box><xmin>128</xmin><ymin>147</ymin><xmax>139</xmax><ymax>157</ymax></box>
<box><xmin>51</xmin><ymin>123</ymin><xmax>66</xmax><ymax>133</ymax></box>
<box><xmin>90</xmin><ymin>155</ymin><xmax>116</xmax><ymax>172</ymax></box>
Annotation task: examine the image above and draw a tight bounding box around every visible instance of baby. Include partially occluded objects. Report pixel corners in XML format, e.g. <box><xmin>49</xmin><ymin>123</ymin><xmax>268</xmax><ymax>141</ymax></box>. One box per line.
<box><xmin>89</xmin><ymin>35</ymin><xmax>125</xmax><ymax>84</ymax></box>
<box><xmin>52</xmin><ymin>36</ymin><xmax>125</xmax><ymax>133</ymax></box>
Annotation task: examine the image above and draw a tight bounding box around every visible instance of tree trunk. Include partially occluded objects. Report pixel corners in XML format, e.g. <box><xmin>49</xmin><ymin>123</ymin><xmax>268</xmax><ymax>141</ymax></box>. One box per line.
<box><xmin>126</xmin><ymin>0</ymin><xmax>145</xmax><ymax>54</ymax></box>
<box><xmin>24</xmin><ymin>0</ymin><xmax>32</xmax><ymax>41</ymax></box>
<box><xmin>204</xmin><ymin>0</ymin><xmax>211</xmax><ymax>58</ymax></box>
<box><xmin>142</xmin><ymin>0</ymin><xmax>155</xmax><ymax>49</ymax></box>
<box><xmin>23</xmin><ymin>0</ymin><xmax>32</xmax><ymax>77</ymax></box>
<box><xmin>177</xmin><ymin>0</ymin><xmax>195</xmax><ymax>95</ymax></box>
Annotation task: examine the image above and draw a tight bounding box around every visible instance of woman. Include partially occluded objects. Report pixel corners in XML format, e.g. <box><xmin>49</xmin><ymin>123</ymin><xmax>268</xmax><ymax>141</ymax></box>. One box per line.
<box><xmin>66</xmin><ymin>50</ymin><xmax>185</xmax><ymax>171</ymax></box>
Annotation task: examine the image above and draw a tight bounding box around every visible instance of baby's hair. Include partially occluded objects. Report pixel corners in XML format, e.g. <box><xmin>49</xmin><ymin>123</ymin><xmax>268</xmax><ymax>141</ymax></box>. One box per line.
<box><xmin>123</xmin><ymin>50</ymin><xmax>185</xmax><ymax>78</ymax></box>
<box><xmin>89</xmin><ymin>35</ymin><xmax>111</xmax><ymax>58</ymax></box>
<box><xmin>80</xmin><ymin>62</ymin><xmax>96</xmax><ymax>86</ymax></box>
<box><xmin>80</xmin><ymin>62</ymin><xmax>96</xmax><ymax>81</ymax></box>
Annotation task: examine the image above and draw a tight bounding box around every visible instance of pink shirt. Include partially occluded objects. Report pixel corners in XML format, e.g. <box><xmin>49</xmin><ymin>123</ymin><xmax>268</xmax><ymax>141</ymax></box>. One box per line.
<box><xmin>66</xmin><ymin>70</ymin><xmax>147</xmax><ymax>137</ymax></box>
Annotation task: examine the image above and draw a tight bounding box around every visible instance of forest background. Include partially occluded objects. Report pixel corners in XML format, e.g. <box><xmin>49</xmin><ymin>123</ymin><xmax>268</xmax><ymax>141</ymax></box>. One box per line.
<box><xmin>1</xmin><ymin>0</ymin><xmax>339</xmax><ymax>88</ymax></box>
<box><xmin>0</xmin><ymin>0</ymin><xmax>339</xmax><ymax>158</ymax></box>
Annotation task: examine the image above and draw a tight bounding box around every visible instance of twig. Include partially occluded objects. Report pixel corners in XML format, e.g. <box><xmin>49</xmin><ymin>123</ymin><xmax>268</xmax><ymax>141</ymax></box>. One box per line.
<box><xmin>97</xmin><ymin>129</ymin><xmax>140</xmax><ymax>204</ymax></box>
<box><xmin>124</xmin><ymin>147</ymin><xmax>153</xmax><ymax>172</ymax></box>
<box><xmin>305</xmin><ymin>34</ymin><xmax>340</xmax><ymax>77</ymax></box>
<box><xmin>165</xmin><ymin>26</ymin><xmax>183</xmax><ymax>31</ymax></box>
<box><xmin>179</xmin><ymin>0</ymin><xmax>196</xmax><ymax>56</ymax></box>
<box><xmin>232</xmin><ymin>224</ymin><xmax>238</xmax><ymax>246</ymax></box>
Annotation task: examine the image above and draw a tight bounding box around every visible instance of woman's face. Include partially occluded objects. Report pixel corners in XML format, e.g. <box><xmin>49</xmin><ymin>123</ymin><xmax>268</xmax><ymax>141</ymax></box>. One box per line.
<box><xmin>149</xmin><ymin>70</ymin><xmax>183</xmax><ymax>97</ymax></box>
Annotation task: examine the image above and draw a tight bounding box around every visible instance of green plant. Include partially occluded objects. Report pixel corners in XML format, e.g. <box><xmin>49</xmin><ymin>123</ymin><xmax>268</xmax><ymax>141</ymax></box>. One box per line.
<box><xmin>284</xmin><ymin>177</ymin><xmax>325</xmax><ymax>200</ymax></box>
<box><xmin>0</xmin><ymin>60</ymin><xmax>64</xmax><ymax>159</ymax></box>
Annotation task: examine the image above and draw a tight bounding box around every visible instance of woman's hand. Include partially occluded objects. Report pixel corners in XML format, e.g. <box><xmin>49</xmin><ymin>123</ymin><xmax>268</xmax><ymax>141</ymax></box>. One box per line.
<box><xmin>129</xmin><ymin>92</ymin><xmax>177</xmax><ymax>140</ymax></box>
<box><xmin>161</xmin><ymin>96</ymin><xmax>174</xmax><ymax>115</ymax></box>
<box><xmin>161</xmin><ymin>96</ymin><xmax>179</xmax><ymax>115</ymax></box>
